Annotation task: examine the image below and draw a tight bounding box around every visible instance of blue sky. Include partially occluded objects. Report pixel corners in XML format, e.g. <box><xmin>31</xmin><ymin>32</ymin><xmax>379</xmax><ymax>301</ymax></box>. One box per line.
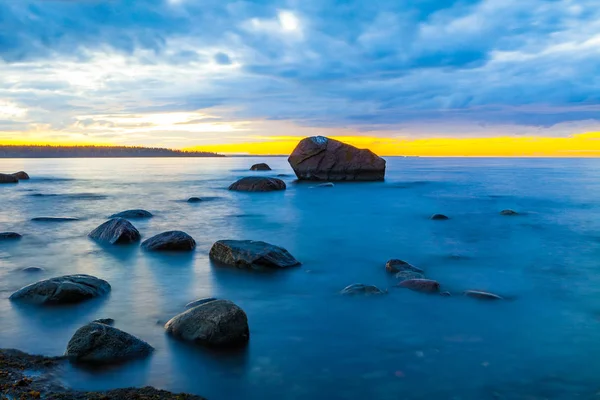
<box><xmin>0</xmin><ymin>0</ymin><xmax>599</xmax><ymax>148</ymax></box>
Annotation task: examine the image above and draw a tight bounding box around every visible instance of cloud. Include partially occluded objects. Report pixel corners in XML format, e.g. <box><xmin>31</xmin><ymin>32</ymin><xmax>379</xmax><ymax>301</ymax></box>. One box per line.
<box><xmin>0</xmin><ymin>0</ymin><xmax>599</xmax><ymax>147</ymax></box>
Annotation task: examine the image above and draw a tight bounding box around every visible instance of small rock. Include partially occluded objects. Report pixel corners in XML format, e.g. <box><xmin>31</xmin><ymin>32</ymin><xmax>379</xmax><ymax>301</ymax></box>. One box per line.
<box><xmin>9</xmin><ymin>274</ymin><xmax>110</xmax><ymax>305</ymax></box>
<box><xmin>229</xmin><ymin>177</ymin><xmax>286</xmax><ymax>192</ymax></box>
<box><xmin>430</xmin><ymin>214</ymin><xmax>449</xmax><ymax>220</ymax></box>
<box><xmin>250</xmin><ymin>163</ymin><xmax>271</xmax><ymax>171</ymax></box>
<box><xmin>165</xmin><ymin>300</ymin><xmax>250</xmax><ymax>347</ymax></box>
<box><xmin>22</xmin><ymin>267</ymin><xmax>44</xmax><ymax>273</ymax></box>
<box><xmin>316</xmin><ymin>182</ymin><xmax>334</xmax><ymax>188</ymax></box>
<box><xmin>142</xmin><ymin>231</ymin><xmax>196</xmax><ymax>251</ymax></box>
<box><xmin>93</xmin><ymin>318</ymin><xmax>115</xmax><ymax>326</ymax></box>
<box><xmin>185</xmin><ymin>298</ymin><xmax>217</xmax><ymax>309</ymax></box>
<box><xmin>187</xmin><ymin>197</ymin><xmax>203</xmax><ymax>203</ymax></box>
<box><xmin>209</xmin><ymin>240</ymin><xmax>300</xmax><ymax>269</ymax></box>
<box><xmin>0</xmin><ymin>173</ymin><xmax>19</xmax><ymax>184</ymax></box>
<box><xmin>12</xmin><ymin>171</ymin><xmax>30</xmax><ymax>180</ymax></box>
<box><xmin>500</xmin><ymin>209</ymin><xmax>519</xmax><ymax>216</ymax></box>
<box><xmin>395</xmin><ymin>271</ymin><xmax>425</xmax><ymax>281</ymax></box>
<box><xmin>340</xmin><ymin>284</ymin><xmax>386</xmax><ymax>295</ymax></box>
<box><xmin>109</xmin><ymin>209</ymin><xmax>153</xmax><ymax>219</ymax></box>
<box><xmin>397</xmin><ymin>279</ymin><xmax>440</xmax><ymax>293</ymax></box>
<box><xmin>440</xmin><ymin>291</ymin><xmax>452</xmax><ymax>297</ymax></box>
<box><xmin>464</xmin><ymin>290</ymin><xmax>503</xmax><ymax>300</ymax></box>
<box><xmin>31</xmin><ymin>217</ymin><xmax>79</xmax><ymax>222</ymax></box>
<box><xmin>66</xmin><ymin>322</ymin><xmax>153</xmax><ymax>363</ymax></box>
<box><xmin>89</xmin><ymin>218</ymin><xmax>141</xmax><ymax>245</ymax></box>
<box><xmin>0</xmin><ymin>232</ymin><xmax>22</xmax><ymax>240</ymax></box>
<box><xmin>386</xmin><ymin>259</ymin><xmax>423</xmax><ymax>274</ymax></box>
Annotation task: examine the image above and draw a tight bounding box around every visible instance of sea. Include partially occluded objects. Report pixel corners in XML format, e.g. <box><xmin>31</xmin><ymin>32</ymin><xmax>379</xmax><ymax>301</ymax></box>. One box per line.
<box><xmin>1</xmin><ymin>157</ymin><xmax>600</xmax><ymax>400</ymax></box>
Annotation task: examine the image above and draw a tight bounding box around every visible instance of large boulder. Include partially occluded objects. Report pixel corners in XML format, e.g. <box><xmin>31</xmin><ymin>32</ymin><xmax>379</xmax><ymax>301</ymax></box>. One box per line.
<box><xmin>250</xmin><ymin>163</ymin><xmax>271</xmax><ymax>171</ymax></box>
<box><xmin>165</xmin><ymin>300</ymin><xmax>250</xmax><ymax>347</ymax></box>
<box><xmin>0</xmin><ymin>232</ymin><xmax>22</xmax><ymax>240</ymax></box>
<box><xmin>0</xmin><ymin>173</ymin><xmax>18</xmax><ymax>184</ymax></box>
<box><xmin>65</xmin><ymin>322</ymin><xmax>153</xmax><ymax>363</ymax></box>
<box><xmin>109</xmin><ymin>209</ymin><xmax>153</xmax><ymax>219</ymax></box>
<box><xmin>209</xmin><ymin>240</ymin><xmax>300</xmax><ymax>269</ymax></box>
<box><xmin>141</xmin><ymin>231</ymin><xmax>196</xmax><ymax>251</ymax></box>
<box><xmin>89</xmin><ymin>218</ymin><xmax>141</xmax><ymax>245</ymax></box>
<box><xmin>12</xmin><ymin>171</ymin><xmax>29</xmax><ymax>180</ymax></box>
<box><xmin>228</xmin><ymin>177</ymin><xmax>286</xmax><ymax>192</ymax></box>
<box><xmin>288</xmin><ymin>136</ymin><xmax>386</xmax><ymax>181</ymax></box>
<box><xmin>9</xmin><ymin>274</ymin><xmax>110</xmax><ymax>305</ymax></box>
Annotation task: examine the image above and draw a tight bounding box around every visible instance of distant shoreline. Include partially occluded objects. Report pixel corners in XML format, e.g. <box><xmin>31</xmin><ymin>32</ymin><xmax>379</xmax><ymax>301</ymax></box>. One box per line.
<box><xmin>0</xmin><ymin>145</ymin><xmax>224</xmax><ymax>158</ymax></box>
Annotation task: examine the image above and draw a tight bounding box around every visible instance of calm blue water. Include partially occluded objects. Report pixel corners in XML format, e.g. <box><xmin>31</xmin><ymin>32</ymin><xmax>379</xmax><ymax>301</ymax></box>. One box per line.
<box><xmin>2</xmin><ymin>157</ymin><xmax>600</xmax><ymax>399</ymax></box>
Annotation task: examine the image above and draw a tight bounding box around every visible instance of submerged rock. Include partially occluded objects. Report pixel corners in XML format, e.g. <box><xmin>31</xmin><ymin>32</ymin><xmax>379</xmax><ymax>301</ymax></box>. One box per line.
<box><xmin>142</xmin><ymin>231</ymin><xmax>196</xmax><ymax>251</ymax></box>
<box><xmin>209</xmin><ymin>240</ymin><xmax>300</xmax><ymax>269</ymax></box>
<box><xmin>316</xmin><ymin>182</ymin><xmax>335</xmax><ymax>188</ymax></box>
<box><xmin>9</xmin><ymin>274</ymin><xmax>110</xmax><ymax>305</ymax></box>
<box><xmin>89</xmin><ymin>218</ymin><xmax>141</xmax><ymax>245</ymax></box>
<box><xmin>430</xmin><ymin>214</ymin><xmax>450</xmax><ymax>220</ymax></box>
<box><xmin>185</xmin><ymin>297</ymin><xmax>218</xmax><ymax>309</ymax></box>
<box><xmin>66</xmin><ymin>322</ymin><xmax>153</xmax><ymax>363</ymax></box>
<box><xmin>22</xmin><ymin>266</ymin><xmax>44</xmax><ymax>273</ymax></box>
<box><xmin>12</xmin><ymin>171</ymin><xmax>30</xmax><ymax>180</ymax></box>
<box><xmin>31</xmin><ymin>217</ymin><xmax>79</xmax><ymax>222</ymax></box>
<box><xmin>0</xmin><ymin>232</ymin><xmax>22</xmax><ymax>240</ymax></box>
<box><xmin>250</xmin><ymin>163</ymin><xmax>271</xmax><ymax>171</ymax></box>
<box><xmin>109</xmin><ymin>209</ymin><xmax>153</xmax><ymax>219</ymax></box>
<box><xmin>385</xmin><ymin>259</ymin><xmax>423</xmax><ymax>274</ymax></box>
<box><xmin>340</xmin><ymin>284</ymin><xmax>386</xmax><ymax>295</ymax></box>
<box><xmin>395</xmin><ymin>271</ymin><xmax>425</xmax><ymax>281</ymax></box>
<box><xmin>229</xmin><ymin>177</ymin><xmax>286</xmax><ymax>192</ymax></box>
<box><xmin>288</xmin><ymin>136</ymin><xmax>386</xmax><ymax>181</ymax></box>
<box><xmin>165</xmin><ymin>299</ymin><xmax>250</xmax><ymax>347</ymax></box>
<box><xmin>397</xmin><ymin>279</ymin><xmax>440</xmax><ymax>293</ymax></box>
<box><xmin>464</xmin><ymin>290</ymin><xmax>503</xmax><ymax>300</ymax></box>
<box><xmin>500</xmin><ymin>209</ymin><xmax>519</xmax><ymax>216</ymax></box>
<box><xmin>0</xmin><ymin>173</ymin><xmax>18</xmax><ymax>184</ymax></box>
<box><xmin>187</xmin><ymin>197</ymin><xmax>203</xmax><ymax>203</ymax></box>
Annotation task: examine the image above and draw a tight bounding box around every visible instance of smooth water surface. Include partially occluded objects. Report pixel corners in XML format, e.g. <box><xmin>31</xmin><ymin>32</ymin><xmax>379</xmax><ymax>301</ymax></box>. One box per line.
<box><xmin>1</xmin><ymin>157</ymin><xmax>600</xmax><ymax>400</ymax></box>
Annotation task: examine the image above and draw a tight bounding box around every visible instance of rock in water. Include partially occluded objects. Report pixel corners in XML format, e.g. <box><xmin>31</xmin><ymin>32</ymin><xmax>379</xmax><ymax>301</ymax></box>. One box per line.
<box><xmin>340</xmin><ymin>284</ymin><xmax>386</xmax><ymax>295</ymax></box>
<box><xmin>109</xmin><ymin>209</ymin><xmax>153</xmax><ymax>219</ymax></box>
<box><xmin>22</xmin><ymin>267</ymin><xmax>44</xmax><ymax>273</ymax></box>
<box><xmin>397</xmin><ymin>279</ymin><xmax>440</xmax><ymax>293</ymax></box>
<box><xmin>288</xmin><ymin>136</ymin><xmax>386</xmax><ymax>181</ymax></box>
<box><xmin>500</xmin><ymin>209</ymin><xmax>519</xmax><ymax>216</ymax></box>
<box><xmin>187</xmin><ymin>197</ymin><xmax>203</xmax><ymax>203</ymax></box>
<box><xmin>464</xmin><ymin>290</ymin><xmax>503</xmax><ymax>300</ymax></box>
<box><xmin>12</xmin><ymin>171</ymin><xmax>29</xmax><ymax>180</ymax></box>
<box><xmin>165</xmin><ymin>300</ymin><xmax>250</xmax><ymax>347</ymax></box>
<box><xmin>9</xmin><ymin>274</ymin><xmax>111</xmax><ymax>305</ymax></box>
<box><xmin>186</xmin><ymin>298</ymin><xmax>218</xmax><ymax>309</ymax></box>
<box><xmin>395</xmin><ymin>271</ymin><xmax>425</xmax><ymax>281</ymax></box>
<box><xmin>250</xmin><ymin>163</ymin><xmax>271</xmax><ymax>171</ymax></box>
<box><xmin>89</xmin><ymin>218</ymin><xmax>141</xmax><ymax>245</ymax></box>
<box><xmin>0</xmin><ymin>173</ymin><xmax>18</xmax><ymax>184</ymax></box>
<box><xmin>229</xmin><ymin>177</ymin><xmax>286</xmax><ymax>192</ymax></box>
<box><xmin>209</xmin><ymin>240</ymin><xmax>300</xmax><ymax>269</ymax></box>
<box><xmin>31</xmin><ymin>217</ymin><xmax>79</xmax><ymax>222</ymax></box>
<box><xmin>430</xmin><ymin>214</ymin><xmax>449</xmax><ymax>220</ymax></box>
<box><xmin>66</xmin><ymin>322</ymin><xmax>153</xmax><ymax>363</ymax></box>
<box><xmin>142</xmin><ymin>231</ymin><xmax>196</xmax><ymax>251</ymax></box>
<box><xmin>0</xmin><ymin>232</ymin><xmax>22</xmax><ymax>240</ymax></box>
<box><xmin>316</xmin><ymin>182</ymin><xmax>334</xmax><ymax>188</ymax></box>
<box><xmin>385</xmin><ymin>259</ymin><xmax>423</xmax><ymax>274</ymax></box>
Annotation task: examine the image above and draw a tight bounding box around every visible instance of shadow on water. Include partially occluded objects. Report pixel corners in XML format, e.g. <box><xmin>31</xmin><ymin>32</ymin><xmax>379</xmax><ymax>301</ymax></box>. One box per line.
<box><xmin>88</xmin><ymin>242</ymin><xmax>141</xmax><ymax>263</ymax></box>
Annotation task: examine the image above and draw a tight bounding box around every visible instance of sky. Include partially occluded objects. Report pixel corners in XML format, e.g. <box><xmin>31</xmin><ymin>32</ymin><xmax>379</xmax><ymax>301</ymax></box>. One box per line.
<box><xmin>1</xmin><ymin>0</ymin><xmax>600</xmax><ymax>156</ymax></box>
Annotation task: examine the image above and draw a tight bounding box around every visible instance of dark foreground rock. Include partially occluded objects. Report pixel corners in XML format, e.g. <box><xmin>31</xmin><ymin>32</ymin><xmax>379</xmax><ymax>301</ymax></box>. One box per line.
<box><xmin>500</xmin><ymin>209</ymin><xmax>519</xmax><ymax>216</ymax></box>
<box><xmin>109</xmin><ymin>209</ymin><xmax>153</xmax><ymax>219</ymax></box>
<box><xmin>0</xmin><ymin>232</ymin><xmax>21</xmax><ymax>240</ymax></box>
<box><xmin>397</xmin><ymin>279</ymin><xmax>440</xmax><ymax>293</ymax></box>
<box><xmin>464</xmin><ymin>290</ymin><xmax>503</xmax><ymax>300</ymax></box>
<box><xmin>0</xmin><ymin>348</ymin><xmax>205</xmax><ymax>400</ymax></box>
<box><xmin>12</xmin><ymin>171</ymin><xmax>30</xmax><ymax>180</ymax></box>
<box><xmin>430</xmin><ymin>214</ymin><xmax>449</xmax><ymax>220</ymax></box>
<box><xmin>340</xmin><ymin>284</ymin><xmax>386</xmax><ymax>295</ymax></box>
<box><xmin>89</xmin><ymin>218</ymin><xmax>141</xmax><ymax>245</ymax></box>
<box><xmin>229</xmin><ymin>176</ymin><xmax>286</xmax><ymax>192</ymax></box>
<box><xmin>209</xmin><ymin>240</ymin><xmax>300</xmax><ymax>269</ymax></box>
<box><xmin>0</xmin><ymin>173</ymin><xmax>18</xmax><ymax>183</ymax></box>
<box><xmin>288</xmin><ymin>136</ymin><xmax>386</xmax><ymax>181</ymax></box>
<box><xmin>385</xmin><ymin>259</ymin><xmax>423</xmax><ymax>274</ymax></box>
<box><xmin>250</xmin><ymin>163</ymin><xmax>271</xmax><ymax>171</ymax></box>
<box><xmin>165</xmin><ymin>300</ymin><xmax>250</xmax><ymax>347</ymax></box>
<box><xmin>9</xmin><ymin>274</ymin><xmax>111</xmax><ymax>305</ymax></box>
<box><xmin>31</xmin><ymin>217</ymin><xmax>79</xmax><ymax>222</ymax></box>
<box><xmin>142</xmin><ymin>231</ymin><xmax>196</xmax><ymax>251</ymax></box>
<box><xmin>186</xmin><ymin>297</ymin><xmax>218</xmax><ymax>309</ymax></box>
<box><xmin>66</xmin><ymin>322</ymin><xmax>153</xmax><ymax>364</ymax></box>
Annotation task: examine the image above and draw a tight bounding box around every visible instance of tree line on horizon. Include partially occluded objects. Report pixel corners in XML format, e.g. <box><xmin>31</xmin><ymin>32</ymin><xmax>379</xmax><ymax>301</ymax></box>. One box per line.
<box><xmin>0</xmin><ymin>145</ymin><xmax>224</xmax><ymax>158</ymax></box>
